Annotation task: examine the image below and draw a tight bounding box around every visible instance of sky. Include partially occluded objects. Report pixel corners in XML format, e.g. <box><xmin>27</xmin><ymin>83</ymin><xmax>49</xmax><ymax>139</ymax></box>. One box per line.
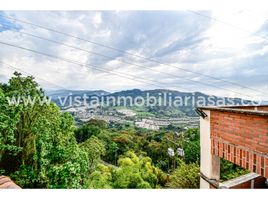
<box><xmin>0</xmin><ymin>10</ymin><xmax>268</xmax><ymax>100</ymax></box>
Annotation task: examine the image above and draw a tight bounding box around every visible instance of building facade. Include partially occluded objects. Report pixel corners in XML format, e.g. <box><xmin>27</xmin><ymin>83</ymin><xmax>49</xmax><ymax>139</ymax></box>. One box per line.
<box><xmin>198</xmin><ymin>105</ymin><xmax>268</xmax><ymax>188</ymax></box>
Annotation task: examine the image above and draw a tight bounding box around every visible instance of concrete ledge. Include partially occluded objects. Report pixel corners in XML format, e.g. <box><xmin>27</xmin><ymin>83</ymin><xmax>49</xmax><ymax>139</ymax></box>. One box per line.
<box><xmin>0</xmin><ymin>176</ymin><xmax>21</xmax><ymax>189</ymax></box>
<box><xmin>219</xmin><ymin>173</ymin><xmax>260</xmax><ymax>189</ymax></box>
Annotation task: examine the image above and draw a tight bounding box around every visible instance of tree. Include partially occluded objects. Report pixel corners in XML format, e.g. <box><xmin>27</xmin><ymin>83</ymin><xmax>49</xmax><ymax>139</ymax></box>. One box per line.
<box><xmin>0</xmin><ymin>87</ymin><xmax>22</xmax><ymax>165</ymax></box>
<box><xmin>112</xmin><ymin>151</ymin><xmax>167</xmax><ymax>188</ymax></box>
<box><xmin>87</xmin><ymin>119</ymin><xmax>107</xmax><ymax>129</ymax></box>
<box><xmin>86</xmin><ymin>151</ymin><xmax>168</xmax><ymax>189</ymax></box>
<box><xmin>182</xmin><ymin>128</ymin><xmax>200</xmax><ymax>164</ymax></box>
<box><xmin>105</xmin><ymin>141</ymin><xmax>119</xmax><ymax>165</ymax></box>
<box><xmin>112</xmin><ymin>133</ymin><xmax>135</xmax><ymax>156</ymax></box>
<box><xmin>166</xmin><ymin>161</ymin><xmax>200</xmax><ymax>188</ymax></box>
<box><xmin>87</xmin><ymin>164</ymin><xmax>113</xmax><ymax>189</ymax></box>
<box><xmin>75</xmin><ymin>119</ymin><xmax>107</xmax><ymax>143</ymax></box>
<box><xmin>184</xmin><ymin>140</ymin><xmax>200</xmax><ymax>164</ymax></box>
<box><xmin>184</xmin><ymin>128</ymin><xmax>200</xmax><ymax>141</ymax></box>
<box><xmin>80</xmin><ymin>136</ymin><xmax>105</xmax><ymax>171</ymax></box>
<box><xmin>0</xmin><ymin>72</ymin><xmax>89</xmax><ymax>188</ymax></box>
<box><xmin>75</xmin><ymin>124</ymin><xmax>101</xmax><ymax>143</ymax></box>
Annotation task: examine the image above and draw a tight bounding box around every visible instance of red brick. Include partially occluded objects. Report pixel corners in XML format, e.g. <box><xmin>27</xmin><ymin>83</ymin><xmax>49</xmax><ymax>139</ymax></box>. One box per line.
<box><xmin>210</xmin><ymin>110</ymin><xmax>268</xmax><ymax>177</ymax></box>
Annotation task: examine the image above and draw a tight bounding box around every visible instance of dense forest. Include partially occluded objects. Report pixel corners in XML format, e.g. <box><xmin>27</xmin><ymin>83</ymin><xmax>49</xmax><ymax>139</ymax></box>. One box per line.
<box><xmin>0</xmin><ymin>73</ymin><xmax>247</xmax><ymax>188</ymax></box>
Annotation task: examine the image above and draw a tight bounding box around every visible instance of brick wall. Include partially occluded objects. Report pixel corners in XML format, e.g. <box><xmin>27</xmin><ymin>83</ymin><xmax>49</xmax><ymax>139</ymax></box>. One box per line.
<box><xmin>210</xmin><ymin>110</ymin><xmax>268</xmax><ymax>178</ymax></box>
<box><xmin>258</xmin><ymin>107</ymin><xmax>268</xmax><ymax>112</ymax></box>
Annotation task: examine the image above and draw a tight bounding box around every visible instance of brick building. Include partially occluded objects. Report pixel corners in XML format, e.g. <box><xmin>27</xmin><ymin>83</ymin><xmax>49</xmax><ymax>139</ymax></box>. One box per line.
<box><xmin>198</xmin><ymin>105</ymin><xmax>268</xmax><ymax>188</ymax></box>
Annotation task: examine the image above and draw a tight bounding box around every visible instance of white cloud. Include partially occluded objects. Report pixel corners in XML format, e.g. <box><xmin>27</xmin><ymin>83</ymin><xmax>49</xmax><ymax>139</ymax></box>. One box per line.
<box><xmin>0</xmin><ymin>10</ymin><xmax>268</xmax><ymax>100</ymax></box>
<box><xmin>93</xmin><ymin>12</ymin><xmax>102</xmax><ymax>28</ymax></box>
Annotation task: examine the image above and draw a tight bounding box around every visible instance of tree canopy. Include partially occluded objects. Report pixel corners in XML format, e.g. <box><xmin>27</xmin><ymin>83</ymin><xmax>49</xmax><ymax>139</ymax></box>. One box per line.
<box><xmin>0</xmin><ymin>73</ymin><xmax>88</xmax><ymax>188</ymax></box>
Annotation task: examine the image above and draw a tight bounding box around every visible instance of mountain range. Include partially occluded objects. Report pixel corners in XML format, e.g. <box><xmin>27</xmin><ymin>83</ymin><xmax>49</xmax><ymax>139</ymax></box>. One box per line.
<box><xmin>46</xmin><ymin>89</ymin><xmax>259</xmax><ymax>117</ymax></box>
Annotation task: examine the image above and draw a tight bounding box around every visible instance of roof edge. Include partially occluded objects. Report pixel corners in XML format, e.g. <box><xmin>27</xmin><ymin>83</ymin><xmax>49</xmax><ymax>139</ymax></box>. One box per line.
<box><xmin>198</xmin><ymin>106</ymin><xmax>268</xmax><ymax>116</ymax></box>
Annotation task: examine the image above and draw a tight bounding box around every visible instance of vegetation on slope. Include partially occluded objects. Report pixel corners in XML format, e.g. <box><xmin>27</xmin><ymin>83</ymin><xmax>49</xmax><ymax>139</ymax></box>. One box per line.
<box><xmin>0</xmin><ymin>73</ymin><xmax>247</xmax><ymax>188</ymax></box>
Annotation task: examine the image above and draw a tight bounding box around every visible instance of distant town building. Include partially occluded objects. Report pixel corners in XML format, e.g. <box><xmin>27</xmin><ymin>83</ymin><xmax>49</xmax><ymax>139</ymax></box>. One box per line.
<box><xmin>116</xmin><ymin>109</ymin><xmax>136</xmax><ymax>117</ymax></box>
<box><xmin>135</xmin><ymin>119</ymin><xmax>160</xmax><ymax>130</ymax></box>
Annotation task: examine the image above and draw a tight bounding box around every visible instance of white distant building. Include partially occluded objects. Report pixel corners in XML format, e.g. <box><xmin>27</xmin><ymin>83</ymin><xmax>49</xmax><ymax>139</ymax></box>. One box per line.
<box><xmin>135</xmin><ymin>119</ymin><xmax>159</xmax><ymax>130</ymax></box>
<box><xmin>64</xmin><ymin>107</ymin><xmax>77</xmax><ymax>113</ymax></box>
<box><xmin>117</xmin><ymin>109</ymin><xmax>136</xmax><ymax>117</ymax></box>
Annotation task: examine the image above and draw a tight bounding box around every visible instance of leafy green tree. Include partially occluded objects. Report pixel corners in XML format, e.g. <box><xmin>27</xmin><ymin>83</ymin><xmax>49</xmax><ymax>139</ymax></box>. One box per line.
<box><xmin>144</xmin><ymin>140</ymin><xmax>168</xmax><ymax>170</ymax></box>
<box><xmin>105</xmin><ymin>142</ymin><xmax>119</xmax><ymax>165</ymax></box>
<box><xmin>167</xmin><ymin>161</ymin><xmax>200</xmax><ymax>188</ymax></box>
<box><xmin>112</xmin><ymin>133</ymin><xmax>135</xmax><ymax>155</ymax></box>
<box><xmin>112</xmin><ymin>151</ymin><xmax>167</xmax><ymax>188</ymax></box>
<box><xmin>181</xmin><ymin>128</ymin><xmax>200</xmax><ymax>164</ymax></box>
<box><xmin>184</xmin><ymin>140</ymin><xmax>200</xmax><ymax>164</ymax></box>
<box><xmin>0</xmin><ymin>72</ymin><xmax>89</xmax><ymax>188</ymax></box>
<box><xmin>80</xmin><ymin>136</ymin><xmax>105</xmax><ymax>171</ymax></box>
<box><xmin>184</xmin><ymin>128</ymin><xmax>200</xmax><ymax>141</ymax></box>
<box><xmin>87</xmin><ymin>164</ymin><xmax>113</xmax><ymax>188</ymax></box>
<box><xmin>75</xmin><ymin>124</ymin><xmax>101</xmax><ymax>143</ymax></box>
<box><xmin>0</xmin><ymin>87</ymin><xmax>22</xmax><ymax>164</ymax></box>
<box><xmin>87</xmin><ymin>119</ymin><xmax>107</xmax><ymax>129</ymax></box>
<box><xmin>75</xmin><ymin>119</ymin><xmax>107</xmax><ymax>143</ymax></box>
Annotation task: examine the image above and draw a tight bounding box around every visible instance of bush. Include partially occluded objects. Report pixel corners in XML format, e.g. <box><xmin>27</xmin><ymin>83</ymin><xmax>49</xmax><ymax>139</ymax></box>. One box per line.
<box><xmin>167</xmin><ymin>161</ymin><xmax>200</xmax><ymax>188</ymax></box>
<box><xmin>220</xmin><ymin>159</ymin><xmax>249</xmax><ymax>181</ymax></box>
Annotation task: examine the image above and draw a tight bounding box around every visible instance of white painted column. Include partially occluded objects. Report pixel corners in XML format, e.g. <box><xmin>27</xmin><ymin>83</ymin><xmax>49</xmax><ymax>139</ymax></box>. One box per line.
<box><xmin>200</xmin><ymin>110</ymin><xmax>220</xmax><ymax>188</ymax></box>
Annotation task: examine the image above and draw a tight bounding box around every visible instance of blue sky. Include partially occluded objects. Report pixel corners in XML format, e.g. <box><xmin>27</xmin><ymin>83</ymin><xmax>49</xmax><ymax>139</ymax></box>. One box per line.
<box><xmin>0</xmin><ymin>10</ymin><xmax>268</xmax><ymax>100</ymax></box>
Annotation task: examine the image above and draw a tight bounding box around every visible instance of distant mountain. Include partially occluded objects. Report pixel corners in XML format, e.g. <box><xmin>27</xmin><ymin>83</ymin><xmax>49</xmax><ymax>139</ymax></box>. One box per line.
<box><xmin>46</xmin><ymin>89</ymin><xmax>110</xmax><ymax>99</ymax></box>
<box><xmin>105</xmin><ymin>89</ymin><xmax>253</xmax><ymax>105</ymax></box>
<box><xmin>47</xmin><ymin>89</ymin><xmax>256</xmax><ymax>117</ymax></box>
<box><xmin>104</xmin><ymin>89</ymin><xmax>255</xmax><ymax>116</ymax></box>
<box><xmin>107</xmin><ymin>89</ymin><xmax>200</xmax><ymax>99</ymax></box>
<box><xmin>108</xmin><ymin>89</ymin><xmax>143</xmax><ymax>97</ymax></box>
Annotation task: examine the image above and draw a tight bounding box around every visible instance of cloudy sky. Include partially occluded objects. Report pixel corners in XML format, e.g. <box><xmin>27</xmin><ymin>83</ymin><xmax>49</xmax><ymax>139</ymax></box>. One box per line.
<box><xmin>0</xmin><ymin>10</ymin><xmax>268</xmax><ymax>100</ymax></box>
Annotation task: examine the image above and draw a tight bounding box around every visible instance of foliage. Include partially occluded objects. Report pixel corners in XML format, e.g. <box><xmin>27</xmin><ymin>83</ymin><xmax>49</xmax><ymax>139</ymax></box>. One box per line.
<box><xmin>183</xmin><ymin>128</ymin><xmax>200</xmax><ymax>141</ymax></box>
<box><xmin>166</xmin><ymin>160</ymin><xmax>200</xmax><ymax>188</ymax></box>
<box><xmin>181</xmin><ymin>128</ymin><xmax>200</xmax><ymax>164</ymax></box>
<box><xmin>113</xmin><ymin>151</ymin><xmax>167</xmax><ymax>188</ymax></box>
<box><xmin>87</xmin><ymin>119</ymin><xmax>107</xmax><ymax>129</ymax></box>
<box><xmin>0</xmin><ymin>72</ymin><xmax>89</xmax><ymax>188</ymax></box>
<box><xmin>220</xmin><ymin>159</ymin><xmax>249</xmax><ymax>181</ymax></box>
<box><xmin>80</xmin><ymin>136</ymin><xmax>105</xmax><ymax>171</ymax></box>
<box><xmin>184</xmin><ymin>140</ymin><xmax>200</xmax><ymax>164</ymax></box>
<box><xmin>104</xmin><ymin>141</ymin><xmax>119</xmax><ymax>165</ymax></box>
<box><xmin>0</xmin><ymin>87</ymin><xmax>22</xmax><ymax>163</ymax></box>
<box><xmin>86</xmin><ymin>151</ymin><xmax>168</xmax><ymax>189</ymax></box>
<box><xmin>87</xmin><ymin>164</ymin><xmax>113</xmax><ymax>188</ymax></box>
<box><xmin>75</xmin><ymin>124</ymin><xmax>100</xmax><ymax>143</ymax></box>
